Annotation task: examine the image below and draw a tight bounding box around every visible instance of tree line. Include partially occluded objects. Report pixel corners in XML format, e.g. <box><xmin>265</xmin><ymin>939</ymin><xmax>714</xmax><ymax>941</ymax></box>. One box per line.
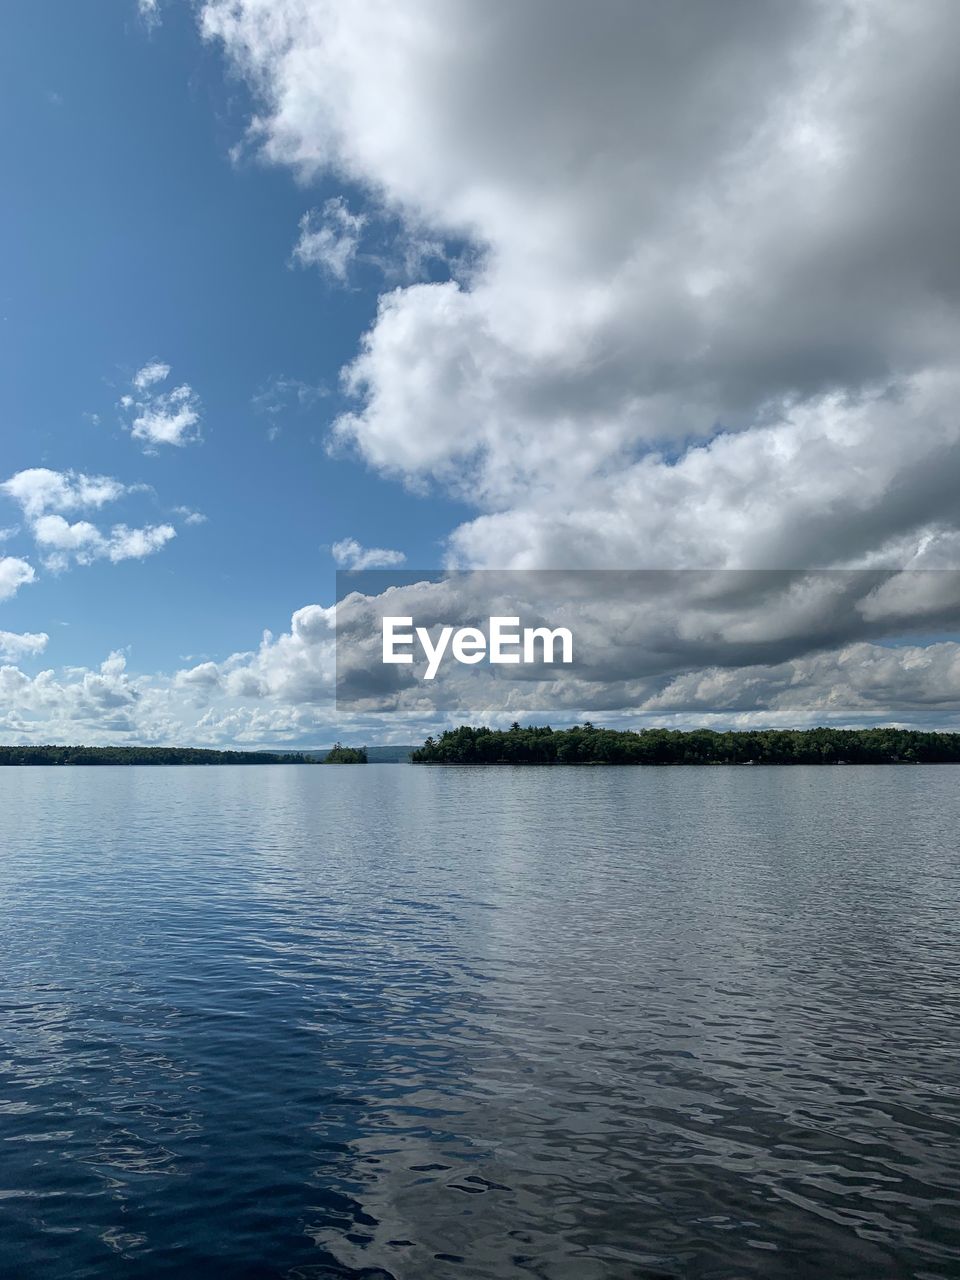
<box><xmin>0</xmin><ymin>745</ymin><xmax>316</xmax><ymax>766</ymax></box>
<box><xmin>410</xmin><ymin>724</ymin><xmax>960</xmax><ymax>765</ymax></box>
<box><xmin>322</xmin><ymin>743</ymin><xmax>368</xmax><ymax>763</ymax></box>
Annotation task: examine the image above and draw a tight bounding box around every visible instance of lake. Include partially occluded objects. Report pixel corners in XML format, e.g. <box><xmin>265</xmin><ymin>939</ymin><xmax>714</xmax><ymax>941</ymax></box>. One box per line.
<box><xmin>1</xmin><ymin>764</ymin><xmax>958</xmax><ymax>1278</ymax></box>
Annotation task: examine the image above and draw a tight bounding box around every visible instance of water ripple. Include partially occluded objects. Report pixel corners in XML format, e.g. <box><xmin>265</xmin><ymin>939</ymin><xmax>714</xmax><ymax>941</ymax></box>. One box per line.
<box><xmin>0</xmin><ymin>764</ymin><xmax>958</xmax><ymax>1277</ymax></box>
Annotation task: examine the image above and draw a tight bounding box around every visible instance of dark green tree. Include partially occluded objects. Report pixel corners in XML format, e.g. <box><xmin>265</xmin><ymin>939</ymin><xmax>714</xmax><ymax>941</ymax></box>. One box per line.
<box><xmin>409</xmin><ymin>724</ymin><xmax>960</xmax><ymax>766</ymax></box>
<box><xmin>322</xmin><ymin>742</ymin><xmax>368</xmax><ymax>763</ymax></box>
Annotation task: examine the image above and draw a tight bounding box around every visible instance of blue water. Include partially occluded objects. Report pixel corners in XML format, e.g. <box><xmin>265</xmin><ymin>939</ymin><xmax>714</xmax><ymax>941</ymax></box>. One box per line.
<box><xmin>1</xmin><ymin>764</ymin><xmax>959</xmax><ymax>1278</ymax></box>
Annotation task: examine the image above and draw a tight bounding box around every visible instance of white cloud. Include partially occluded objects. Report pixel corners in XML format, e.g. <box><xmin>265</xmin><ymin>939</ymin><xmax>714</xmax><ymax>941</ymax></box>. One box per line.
<box><xmin>0</xmin><ymin>605</ymin><xmax>340</xmax><ymax>746</ymax></box>
<box><xmin>203</xmin><ymin>0</ymin><xmax>960</xmax><ymax>575</ymax></box>
<box><xmin>172</xmin><ymin>605</ymin><xmax>337</xmax><ymax>713</ymax></box>
<box><xmin>8</xmin><ymin>577</ymin><xmax>960</xmax><ymax>745</ymax></box>
<box><xmin>31</xmin><ymin>515</ymin><xmax>175</xmax><ymax>572</ymax></box>
<box><xmin>637</xmin><ymin>641</ymin><xmax>960</xmax><ymax>725</ymax></box>
<box><xmin>122</xmin><ymin>363</ymin><xmax>203</xmax><ymax>449</ymax></box>
<box><xmin>292</xmin><ymin>197</ymin><xmax>365</xmax><ymax>281</ymax></box>
<box><xmin>32</xmin><ymin>516</ymin><xmax>103</xmax><ymax>560</ymax></box>
<box><xmin>133</xmin><ymin>360</ymin><xmax>171</xmax><ymax>390</ymax></box>
<box><xmin>174</xmin><ymin>507</ymin><xmax>208</xmax><ymax>526</ymax></box>
<box><xmin>223</xmin><ymin>604</ymin><xmax>337</xmax><ymax>703</ymax></box>
<box><xmin>2</xmin><ymin>468</ymin><xmax>127</xmax><ymax>521</ymax></box>
<box><xmin>2</xmin><ymin>468</ymin><xmax>177</xmax><ymax>574</ymax></box>
<box><xmin>107</xmin><ymin>524</ymin><xmax>177</xmax><ymax>562</ymax></box>
<box><xmin>130</xmin><ymin>386</ymin><xmax>202</xmax><ymax>448</ymax></box>
<box><xmin>10</xmin><ymin>4</ymin><xmax>960</xmax><ymax>745</ymax></box>
<box><xmin>328</xmin><ymin>569</ymin><xmax>960</xmax><ymax>733</ymax></box>
<box><xmin>331</xmin><ymin>537</ymin><xmax>406</xmax><ymax>570</ymax></box>
<box><xmin>445</xmin><ymin>370</ymin><xmax>960</xmax><ymax>570</ymax></box>
<box><xmin>0</xmin><ymin>556</ymin><xmax>35</xmax><ymax>602</ymax></box>
<box><xmin>138</xmin><ymin>0</ymin><xmax>160</xmax><ymax>28</ymax></box>
<box><xmin>0</xmin><ymin>650</ymin><xmax>149</xmax><ymax>743</ymax></box>
<box><xmin>0</xmin><ymin>630</ymin><xmax>48</xmax><ymax>661</ymax></box>
<box><xmin>175</xmin><ymin>661</ymin><xmax>222</xmax><ymax>689</ymax></box>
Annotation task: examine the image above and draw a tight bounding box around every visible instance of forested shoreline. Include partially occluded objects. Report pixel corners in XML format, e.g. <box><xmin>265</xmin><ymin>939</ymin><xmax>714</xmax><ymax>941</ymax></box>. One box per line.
<box><xmin>411</xmin><ymin>724</ymin><xmax>960</xmax><ymax>765</ymax></box>
<box><xmin>0</xmin><ymin>746</ymin><xmax>316</xmax><ymax>766</ymax></box>
<box><xmin>8</xmin><ymin>727</ymin><xmax>960</xmax><ymax>767</ymax></box>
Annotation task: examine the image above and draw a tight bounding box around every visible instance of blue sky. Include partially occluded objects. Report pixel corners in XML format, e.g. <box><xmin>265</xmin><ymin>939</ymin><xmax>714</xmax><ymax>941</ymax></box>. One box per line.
<box><xmin>0</xmin><ymin>2</ymin><xmax>465</xmax><ymax>677</ymax></box>
<box><xmin>4</xmin><ymin>1</ymin><xmax>960</xmax><ymax>745</ymax></box>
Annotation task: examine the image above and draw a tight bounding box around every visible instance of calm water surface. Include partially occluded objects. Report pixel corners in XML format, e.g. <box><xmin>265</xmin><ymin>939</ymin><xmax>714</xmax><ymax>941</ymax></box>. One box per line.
<box><xmin>1</xmin><ymin>765</ymin><xmax>959</xmax><ymax>1278</ymax></box>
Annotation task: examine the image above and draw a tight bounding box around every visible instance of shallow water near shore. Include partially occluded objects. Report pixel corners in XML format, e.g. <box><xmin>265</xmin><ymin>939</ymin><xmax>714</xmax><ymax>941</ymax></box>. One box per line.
<box><xmin>1</xmin><ymin>763</ymin><xmax>959</xmax><ymax>1278</ymax></box>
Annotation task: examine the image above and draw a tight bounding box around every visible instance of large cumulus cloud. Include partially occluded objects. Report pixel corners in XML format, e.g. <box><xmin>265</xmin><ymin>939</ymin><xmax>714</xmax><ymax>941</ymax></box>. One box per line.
<box><xmin>7</xmin><ymin>571</ymin><xmax>960</xmax><ymax>744</ymax></box>
<box><xmin>329</xmin><ymin>569</ymin><xmax>960</xmax><ymax>728</ymax></box>
<box><xmin>204</xmin><ymin>0</ymin><xmax>960</xmax><ymax>571</ymax></box>
<box><xmin>10</xmin><ymin>3</ymin><xmax>960</xmax><ymax>745</ymax></box>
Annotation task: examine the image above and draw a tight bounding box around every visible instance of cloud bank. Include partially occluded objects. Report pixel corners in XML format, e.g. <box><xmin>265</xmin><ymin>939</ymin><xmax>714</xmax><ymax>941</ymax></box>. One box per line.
<box><xmin>203</xmin><ymin>0</ymin><xmax>960</xmax><ymax>574</ymax></box>
<box><xmin>9</xmin><ymin>572</ymin><xmax>960</xmax><ymax>747</ymax></box>
<box><xmin>11</xmin><ymin>3</ymin><xmax>960</xmax><ymax>747</ymax></box>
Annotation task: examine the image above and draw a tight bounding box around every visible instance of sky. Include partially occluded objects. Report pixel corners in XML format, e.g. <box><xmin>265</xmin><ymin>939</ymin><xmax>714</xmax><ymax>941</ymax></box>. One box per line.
<box><xmin>3</xmin><ymin>0</ymin><xmax>960</xmax><ymax>746</ymax></box>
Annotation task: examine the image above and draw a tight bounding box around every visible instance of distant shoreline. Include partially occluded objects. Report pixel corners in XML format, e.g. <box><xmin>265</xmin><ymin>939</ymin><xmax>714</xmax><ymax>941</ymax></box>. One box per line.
<box><xmin>0</xmin><ymin>747</ymin><xmax>317</xmax><ymax>766</ymax></box>
<box><xmin>6</xmin><ymin>726</ymin><xmax>960</xmax><ymax>767</ymax></box>
<box><xmin>0</xmin><ymin>745</ymin><xmax>414</xmax><ymax>766</ymax></box>
<box><xmin>410</xmin><ymin>725</ymin><xmax>960</xmax><ymax>766</ymax></box>
<box><xmin>411</xmin><ymin>759</ymin><xmax>944</xmax><ymax>767</ymax></box>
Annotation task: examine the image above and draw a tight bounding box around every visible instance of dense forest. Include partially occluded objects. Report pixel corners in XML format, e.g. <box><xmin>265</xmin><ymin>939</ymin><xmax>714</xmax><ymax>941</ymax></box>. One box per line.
<box><xmin>322</xmin><ymin>743</ymin><xmax>368</xmax><ymax>763</ymax></box>
<box><xmin>411</xmin><ymin>724</ymin><xmax>960</xmax><ymax>765</ymax></box>
<box><xmin>0</xmin><ymin>746</ymin><xmax>315</xmax><ymax>766</ymax></box>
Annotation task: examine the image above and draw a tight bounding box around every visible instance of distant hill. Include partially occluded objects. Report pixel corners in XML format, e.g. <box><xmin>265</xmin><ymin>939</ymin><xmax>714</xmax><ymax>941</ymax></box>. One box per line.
<box><xmin>300</xmin><ymin>745</ymin><xmax>415</xmax><ymax>764</ymax></box>
<box><xmin>364</xmin><ymin>745</ymin><xmax>415</xmax><ymax>763</ymax></box>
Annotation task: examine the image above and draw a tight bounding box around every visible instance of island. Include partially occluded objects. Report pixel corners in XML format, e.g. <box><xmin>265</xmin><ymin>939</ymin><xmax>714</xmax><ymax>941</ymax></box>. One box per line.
<box><xmin>411</xmin><ymin>724</ymin><xmax>960</xmax><ymax>765</ymax></box>
<box><xmin>322</xmin><ymin>743</ymin><xmax>368</xmax><ymax>763</ymax></box>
